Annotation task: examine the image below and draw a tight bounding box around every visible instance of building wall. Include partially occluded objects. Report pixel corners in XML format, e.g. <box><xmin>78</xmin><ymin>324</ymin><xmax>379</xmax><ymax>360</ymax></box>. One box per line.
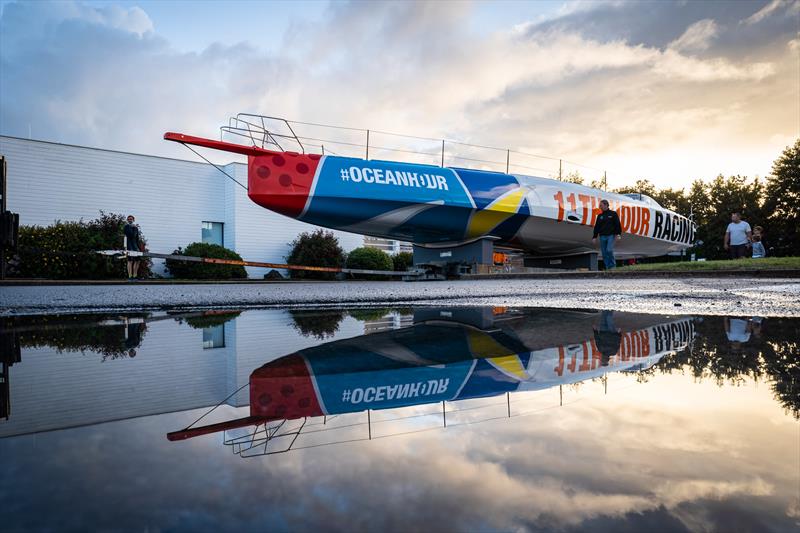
<box><xmin>0</xmin><ymin>136</ymin><xmax>364</xmax><ymax>278</ymax></box>
<box><xmin>364</xmin><ymin>236</ymin><xmax>413</xmax><ymax>254</ymax></box>
<box><xmin>0</xmin><ymin>318</ymin><xmax>232</xmax><ymax>437</ymax></box>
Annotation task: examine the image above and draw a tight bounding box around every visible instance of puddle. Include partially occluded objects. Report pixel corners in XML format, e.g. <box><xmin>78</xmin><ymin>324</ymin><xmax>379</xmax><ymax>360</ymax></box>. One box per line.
<box><xmin>1</xmin><ymin>307</ymin><xmax>798</xmax><ymax>531</ymax></box>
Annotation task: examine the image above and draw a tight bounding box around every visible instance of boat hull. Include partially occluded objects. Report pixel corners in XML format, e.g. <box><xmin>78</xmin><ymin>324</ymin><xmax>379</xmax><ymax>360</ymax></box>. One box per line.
<box><xmin>164</xmin><ymin>133</ymin><xmax>694</xmax><ymax>258</ymax></box>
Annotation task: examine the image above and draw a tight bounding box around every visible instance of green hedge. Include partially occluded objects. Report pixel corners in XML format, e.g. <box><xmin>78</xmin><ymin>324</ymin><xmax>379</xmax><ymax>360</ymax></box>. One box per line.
<box><xmin>346</xmin><ymin>247</ymin><xmax>393</xmax><ymax>279</ymax></box>
<box><xmin>392</xmin><ymin>251</ymin><xmax>414</xmax><ymax>271</ymax></box>
<box><xmin>165</xmin><ymin>242</ymin><xmax>247</xmax><ymax>279</ymax></box>
<box><xmin>5</xmin><ymin>212</ymin><xmax>151</xmax><ymax>279</ymax></box>
<box><xmin>286</xmin><ymin>229</ymin><xmax>345</xmax><ymax>280</ymax></box>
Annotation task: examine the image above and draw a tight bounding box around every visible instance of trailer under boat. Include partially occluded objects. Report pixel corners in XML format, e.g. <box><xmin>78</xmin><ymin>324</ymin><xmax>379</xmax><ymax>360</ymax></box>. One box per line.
<box><xmin>164</xmin><ymin>115</ymin><xmax>695</xmax><ymax>273</ymax></box>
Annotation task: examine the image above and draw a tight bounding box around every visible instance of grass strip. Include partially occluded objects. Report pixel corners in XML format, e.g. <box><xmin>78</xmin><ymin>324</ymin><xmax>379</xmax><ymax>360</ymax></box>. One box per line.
<box><xmin>618</xmin><ymin>256</ymin><xmax>800</xmax><ymax>271</ymax></box>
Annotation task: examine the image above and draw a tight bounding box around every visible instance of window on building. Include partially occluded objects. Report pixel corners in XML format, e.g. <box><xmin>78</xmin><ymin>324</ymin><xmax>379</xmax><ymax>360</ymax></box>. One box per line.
<box><xmin>203</xmin><ymin>324</ymin><xmax>225</xmax><ymax>349</ymax></box>
<box><xmin>202</xmin><ymin>221</ymin><xmax>224</xmax><ymax>247</ymax></box>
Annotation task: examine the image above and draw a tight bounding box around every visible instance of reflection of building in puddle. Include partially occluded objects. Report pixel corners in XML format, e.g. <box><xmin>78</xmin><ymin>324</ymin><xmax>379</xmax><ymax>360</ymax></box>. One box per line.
<box><xmin>362</xmin><ymin>312</ymin><xmax>413</xmax><ymax>334</ymax></box>
<box><xmin>0</xmin><ymin>310</ymin><xmax>240</xmax><ymax>433</ymax></box>
<box><xmin>289</xmin><ymin>309</ymin><xmax>412</xmax><ymax>339</ymax></box>
<box><xmin>169</xmin><ymin>308</ymin><xmax>697</xmax><ymax>457</ymax></box>
<box><xmin>0</xmin><ymin>331</ymin><xmax>21</xmax><ymax>420</ymax></box>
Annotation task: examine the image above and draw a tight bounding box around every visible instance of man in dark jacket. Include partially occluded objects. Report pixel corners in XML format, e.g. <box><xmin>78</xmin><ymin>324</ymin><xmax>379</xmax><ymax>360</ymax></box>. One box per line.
<box><xmin>592</xmin><ymin>200</ymin><xmax>622</xmax><ymax>270</ymax></box>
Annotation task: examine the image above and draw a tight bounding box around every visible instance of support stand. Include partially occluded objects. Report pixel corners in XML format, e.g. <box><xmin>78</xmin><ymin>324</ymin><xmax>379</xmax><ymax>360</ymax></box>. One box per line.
<box><xmin>412</xmin><ymin>238</ymin><xmax>495</xmax><ymax>278</ymax></box>
<box><xmin>524</xmin><ymin>252</ymin><xmax>599</xmax><ymax>271</ymax></box>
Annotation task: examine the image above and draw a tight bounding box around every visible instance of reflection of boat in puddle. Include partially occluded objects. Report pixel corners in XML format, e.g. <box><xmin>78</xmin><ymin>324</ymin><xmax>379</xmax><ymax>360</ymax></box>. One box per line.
<box><xmin>168</xmin><ymin>308</ymin><xmax>695</xmax><ymax>456</ymax></box>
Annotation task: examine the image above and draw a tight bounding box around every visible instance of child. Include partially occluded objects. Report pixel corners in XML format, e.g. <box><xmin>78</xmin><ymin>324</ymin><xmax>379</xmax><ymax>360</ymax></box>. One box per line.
<box><xmin>751</xmin><ymin>234</ymin><xmax>766</xmax><ymax>258</ymax></box>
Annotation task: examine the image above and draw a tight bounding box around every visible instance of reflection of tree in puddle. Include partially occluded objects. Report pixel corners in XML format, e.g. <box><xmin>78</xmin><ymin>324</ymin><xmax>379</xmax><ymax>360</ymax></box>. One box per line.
<box><xmin>289</xmin><ymin>308</ymin><xmax>398</xmax><ymax>339</ymax></box>
<box><xmin>2</xmin><ymin>314</ymin><xmax>151</xmax><ymax>360</ymax></box>
<box><xmin>654</xmin><ymin>317</ymin><xmax>799</xmax><ymax>418</ymax></box>
<box><xmin>1</xmin><ymin>311</ymin><xmax>244</xmax><ymax>361</ymax></box>
<box><xmin>289</xmin><ymin>309</ymin><xmax>347</xmax><ymax>340</ymax></box>
<box><xmin>175</xmin><ymin>311</ymin><xmax>242</xmax><ymax>329</ymax></box>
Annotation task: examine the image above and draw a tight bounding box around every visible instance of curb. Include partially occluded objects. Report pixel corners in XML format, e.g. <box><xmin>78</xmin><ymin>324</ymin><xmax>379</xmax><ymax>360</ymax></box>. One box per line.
<box><xmin>1</xmin><ymin>269</ymin><xmax>799</xmax><ymax>285</ymax></box>
<box><xmin>460</xmin><ymin>269</ymin><xmax>800</xmax><ymax>280</ymax></box>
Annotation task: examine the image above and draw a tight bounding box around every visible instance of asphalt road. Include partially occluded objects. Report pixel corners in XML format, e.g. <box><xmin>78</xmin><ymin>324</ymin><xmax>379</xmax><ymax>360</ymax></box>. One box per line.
<box><xmin>2</xmin><ymin>278</ymin><xmax>799</xmax><ymax>316</ymax></box>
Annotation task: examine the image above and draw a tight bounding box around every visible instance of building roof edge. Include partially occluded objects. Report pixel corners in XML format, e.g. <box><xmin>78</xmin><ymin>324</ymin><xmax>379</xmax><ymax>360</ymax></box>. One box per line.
<box><xmin>0</xmin><ymin>134</ymin><xmax>245</xmax><ymax>167</ymax></box>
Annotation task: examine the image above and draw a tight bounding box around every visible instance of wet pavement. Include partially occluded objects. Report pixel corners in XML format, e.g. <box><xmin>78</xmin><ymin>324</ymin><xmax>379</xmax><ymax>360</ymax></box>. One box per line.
<box><xmin>1</xmin><ymin>306</ymin><xmax>798</xmax><ymax>532</ymax></box>
<box><xmin>2</xmin><ymin>277</ymin><xmax>799</xmax><ymax>316</ymax></box>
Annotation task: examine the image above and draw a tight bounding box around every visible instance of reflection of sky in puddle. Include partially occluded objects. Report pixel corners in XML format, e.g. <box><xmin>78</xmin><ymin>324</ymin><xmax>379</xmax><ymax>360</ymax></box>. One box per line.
<box><xmin>1</xmin><ymin>307</ymin><xmax>797</xmax><ymax>531</ymax></box>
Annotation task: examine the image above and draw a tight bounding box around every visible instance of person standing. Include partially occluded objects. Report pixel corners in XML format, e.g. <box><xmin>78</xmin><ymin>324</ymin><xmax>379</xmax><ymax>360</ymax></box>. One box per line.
<box><xmin>592</xmin><ymin>200</ymin><xmax>622</xmax><ymax>270</ymax></box>
<box><xmin>723</xmin><ymin>212</ymin><xmax>752</xmax><ymax>259</ymax></box>
<box><xmin>753</xmin><ymin>225</ymin><xmax>768</xmax><ymax>255</ymax></box>
<box><xmin>751</xmin><ymin>234</ymin><xmax>766</xmax><ymax>258</ymax></box>
<box><xmin>123</xmin><ymin>215</ymin><xmax>141</xmax><ymax>280</ymax></box>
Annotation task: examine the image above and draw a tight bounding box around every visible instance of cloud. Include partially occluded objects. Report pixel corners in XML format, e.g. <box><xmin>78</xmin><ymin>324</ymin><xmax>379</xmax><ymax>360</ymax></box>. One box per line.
<box><xmin>669</xmin><ymin>19</ymin><xmax>719</xmax><ymax>52</ymax></box>
<box><xmin>2</xmin><ymin>370</ymin><xmax>798</xmax><ymax>531</ymax></box>
<box><xmin>742</xmin><ymin>0</ymin><xmax>799</xmax><ymax>25</ymax></box>
<box><xmin>0</xmin><ymin>0</ymin><xmax>797</xmax><ymax>189</ymax></box>
<box><xmin>520</xmin><ymin>1</ymin><xmax>768</xmax><ymax>51</ymax></box>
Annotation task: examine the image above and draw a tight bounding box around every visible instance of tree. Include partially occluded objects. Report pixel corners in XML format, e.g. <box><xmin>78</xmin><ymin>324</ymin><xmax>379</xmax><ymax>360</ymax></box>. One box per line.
<box><xmin>612</xmin><ymin>175</ymin><xmax>769</xmax><ymax>260</ymax></box>
<box><xmin>687</xmin><ymin>180</ymin><xmax>712</xmax><ymax>256</ymax></box>
<box><xmin>615</xmin><ymin>179</ymin><xmax>691</xmax><ymax>216</ymax></box>
<box><xmin>392</xmin><ymin>251</ymin><xmax>414</xmax><ymax>271</ymax></box>
<box><xmin>560</xmin><ymin>171</ymin><xmax>584</xmax><ymax>184</ymax></box>
<box><xmin>764</xmin><ymin>138</ymin><xmax>800</xmax><ymax>256</ymax></box>
<box><xmin>614</xmin><ymin>179</ymin><xmax>658</xmax><ymax>198</ymax></box>
<box><xmin>286</xmin><ymin>229</ymin><xmax>345</xmax><ymax>280</ymax></box>
<box><xmin>651</xmin><ymin>188</ymin><xmax>691</xmax><ymax>217</ymax></box>
<box><xmin>701</xmin><ymin>175</ymin><xmax>766</xmax><ymax>259</ymax></box>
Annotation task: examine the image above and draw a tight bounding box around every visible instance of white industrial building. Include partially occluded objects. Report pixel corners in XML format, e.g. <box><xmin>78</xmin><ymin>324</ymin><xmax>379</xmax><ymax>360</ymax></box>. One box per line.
<box><xmin>0</xmin><ymin>135</ymin><xmax>370</xmax><ymax>278</ymax></box>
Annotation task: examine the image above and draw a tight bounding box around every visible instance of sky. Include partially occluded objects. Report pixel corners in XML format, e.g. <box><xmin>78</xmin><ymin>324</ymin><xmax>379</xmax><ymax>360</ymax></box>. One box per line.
<box><xmin>0</xmin><ymin>0</ymin><xmax>798</xmax><ymax>189</ymax></box>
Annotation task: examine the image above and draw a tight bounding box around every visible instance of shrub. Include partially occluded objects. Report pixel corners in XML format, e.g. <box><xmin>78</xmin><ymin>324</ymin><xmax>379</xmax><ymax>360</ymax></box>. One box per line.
<box><xmin>6</xmin><ymin>211</ymin><xmax>151</xmax><ymax>279</ymax></box>
<box><xmin>286</xmin><ymin>229</ymin><xmax>345</xmax><ymax>280</ymax></box>
<box><xmin>264</xmin><ymin>269</ymin><xmax>284</xmax><ymax>280</ymax></box>
<box><xmin>165</xmin><ymin>242</ymin><xmax>247</xmax><ymax>279</ymax></box>
<box><xmin>392</xmin><ymin>251</ymin><xmax>414</xmax><ymax>271</ymax></box>
<box><xmin>346</xmin><ymin>247</ymin><xmax>393</xmax><ymax>279</ymax></box>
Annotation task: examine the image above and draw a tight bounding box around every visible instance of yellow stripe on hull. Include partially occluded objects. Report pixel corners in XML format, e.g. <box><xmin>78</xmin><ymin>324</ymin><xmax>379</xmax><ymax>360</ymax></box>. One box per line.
<box><xmin>466</xmin><ymin>188</ymin><xmax>527</xmax><ymax>239</ymax></box>
<box><xmin>466</xmin><ymin>330</ymin><xmax>528</xmax><ymax>380</ymax></box>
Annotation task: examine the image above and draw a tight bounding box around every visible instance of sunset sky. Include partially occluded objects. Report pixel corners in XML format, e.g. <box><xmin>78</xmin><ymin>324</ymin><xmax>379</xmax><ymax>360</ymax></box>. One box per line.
<box><xmin>1</xmin><ymin>0</ymin><xmax>798</xmax><ymax>190</ymax></box>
